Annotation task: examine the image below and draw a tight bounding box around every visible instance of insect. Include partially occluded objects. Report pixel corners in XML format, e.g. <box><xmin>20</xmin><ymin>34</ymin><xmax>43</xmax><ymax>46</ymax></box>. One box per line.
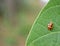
<box><xmin>48</xmin><ymin>22</ymin><xmax>53</xmax><ymax>30</ymax></box>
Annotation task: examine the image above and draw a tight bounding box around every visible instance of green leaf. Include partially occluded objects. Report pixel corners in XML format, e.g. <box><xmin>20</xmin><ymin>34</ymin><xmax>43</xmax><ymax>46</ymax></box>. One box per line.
<box><xmin>29</xmin><ymin>32</ymin><xmax>60</xmax><ymax>46</ymax></box>
<box><xmin>26</xmin><ymin>0</ymin><xmax>60</xmax><ymax>46</ymax></box>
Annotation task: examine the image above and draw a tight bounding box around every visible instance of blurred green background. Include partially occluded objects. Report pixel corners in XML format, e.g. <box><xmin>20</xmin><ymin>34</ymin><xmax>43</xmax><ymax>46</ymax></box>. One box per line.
<box><xmin>0</xmin><ymin>0</ymin><xmax>48</xmax><ymax>46</ymax></box>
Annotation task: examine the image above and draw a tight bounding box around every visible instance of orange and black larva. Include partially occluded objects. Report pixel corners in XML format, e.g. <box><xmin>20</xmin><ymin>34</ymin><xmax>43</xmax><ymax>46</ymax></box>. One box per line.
<box><xmin>48</xmin><ymin>22</ymin><xmax>53</xmax><ymax>30</ymax></box>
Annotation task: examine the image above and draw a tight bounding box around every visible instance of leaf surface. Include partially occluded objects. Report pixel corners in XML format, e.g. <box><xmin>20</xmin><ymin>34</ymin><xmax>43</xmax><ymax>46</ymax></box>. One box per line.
<box><xmin>26</xmin><ymin>0</ymin><xmax>60</xmax><ymax>46</ymax></box>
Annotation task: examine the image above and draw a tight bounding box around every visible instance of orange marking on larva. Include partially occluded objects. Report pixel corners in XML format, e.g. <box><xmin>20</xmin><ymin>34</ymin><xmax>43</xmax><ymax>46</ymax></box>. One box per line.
<box><xmin>48</xmin><ymin>22</ymin><xmax>53</xmax><ymax>30</ymax></box>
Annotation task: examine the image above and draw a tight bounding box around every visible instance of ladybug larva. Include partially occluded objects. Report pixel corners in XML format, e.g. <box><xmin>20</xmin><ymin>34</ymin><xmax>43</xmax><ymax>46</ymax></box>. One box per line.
<box><xmin>48</xmin><ymin>22</ymin><xmax>53</xmax><ymax>30</ymax></box>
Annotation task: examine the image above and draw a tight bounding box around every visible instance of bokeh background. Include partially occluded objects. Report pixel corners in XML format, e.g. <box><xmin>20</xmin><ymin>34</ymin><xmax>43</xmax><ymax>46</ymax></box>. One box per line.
<box><xmin>0</xmin><ymin>0</ymin><xmax>48</xmax><ymax>46</ymax></box>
